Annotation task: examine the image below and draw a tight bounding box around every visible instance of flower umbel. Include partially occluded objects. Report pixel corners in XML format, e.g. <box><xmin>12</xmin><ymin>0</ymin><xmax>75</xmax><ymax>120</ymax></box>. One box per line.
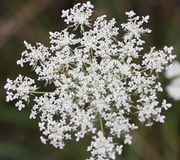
<box><xmin>4</xmin><ymin>74</ymin><xmax>37</xmax><ymax>110</ymax></box>
<box><xmin>61</xmin><ymin>1</ymin><xmax>94</xmax><ymax>31</ymax></box>
<box><xmin>5</xmin><ymin>1</ymin><xmax>174</xmax><ymax>160</ymax></box>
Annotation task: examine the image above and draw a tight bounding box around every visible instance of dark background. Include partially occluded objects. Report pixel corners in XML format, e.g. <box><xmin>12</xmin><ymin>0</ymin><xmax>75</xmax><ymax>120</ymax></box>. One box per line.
<box><xmin>0</xmin><ymin>0</ymin><xmax>180</xmax><ymax>160</ymax></box>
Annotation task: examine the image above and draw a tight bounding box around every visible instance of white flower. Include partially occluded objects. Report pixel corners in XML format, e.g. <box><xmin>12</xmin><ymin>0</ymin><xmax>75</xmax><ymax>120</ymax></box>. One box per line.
<box><xmin>49</xmin><ymin>29</ymin><xmax>78</xmax><ymax>51</ymax></box>
<box><xmin>4</xmin><ymin>2</ymin><xmax>175</xmax><ymax>160</ymax></box>
<box><xmin>162</xmin><ymin>99</ymin><xmax>172</xmax><ymax>110</ymax></box>
<box><xmin>87</xmin><ymin>131</ymin><xmax>122</xmax><ymax>160</ymax></box>
<box><xmin>121</xmin><ymin>11</ymin><xmax>151</xmax><ymax>43</ymax></box>
<box><xmin>17</xmin><ymin>41</ymin><xmax>50</xmax><ymax>68</ymax></box>
<box><xmin>124</xmin><ymin>134</ymin><xmax>132</xmax><ymax>144</ymax></box>
<box><xmin>142</xmin><ymin>46</ymin><xmax>175</xmax><ymax>72</ymax></box>
<box><xmin>61</xmin><ymin>1</ymin><xmax>94</xmax><ymax>31</ymax></box>
<box><xmin>4</xmin><ymin>74</ymin><xmax>37</xmax><ymax>110</ymax></box>
<box><xmin>125</xmin><ymin>10</ymin><xmax>136</xmax><ymax>18</ymax></box>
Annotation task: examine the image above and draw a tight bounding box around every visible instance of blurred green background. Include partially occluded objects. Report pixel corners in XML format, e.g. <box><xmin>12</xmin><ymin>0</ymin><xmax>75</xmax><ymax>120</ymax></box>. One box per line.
<box><xmin>0</xmin><ymin>0</ymin><xmax>180</xmax><ymax>160</ymax></box>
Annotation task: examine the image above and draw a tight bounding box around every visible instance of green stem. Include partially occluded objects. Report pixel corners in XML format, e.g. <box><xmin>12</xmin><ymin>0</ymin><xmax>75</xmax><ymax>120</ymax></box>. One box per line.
<box><xmin>99</xmin><ymin>113</ymin><xmax>104</xmax><ymax>135</ymax></box>
<box><xmin>30</xmin><ymin>91</ymin><xmax>52</xmax><ymax>94</ymax></box>
<box><xmin>130</xmin><ymin>104</ymin><xmax>138</xmax><ymax>110</ymax></box>
<box><xmin>140</xmin><ymin>68</ymin><xmax>148</xmax><ymax>72</ymax></box>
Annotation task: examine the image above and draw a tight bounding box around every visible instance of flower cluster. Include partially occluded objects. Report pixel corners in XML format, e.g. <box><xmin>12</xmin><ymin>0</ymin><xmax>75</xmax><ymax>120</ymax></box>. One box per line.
<box><xmin>4</xmin><ymin>75</ymin><xmax>37</xmax><ymax>110</ymax></box>
<box><xmin>5</xmin><ymin>2</ymin><xmax>174</xmax><ymax>160</ymax></box>
<box><xmin>62</xmin><ymin>1</ymin><xmax>94</xmax><ymax>31</ymax></box>
<box><xmin>87</xmin><ymin>131</ymin><xmax>123</xmax><ymax>160</ymax></box>
<box><xmin>166</xmin><ymin>61</ymin><xmax>180</xmax><ymax>100</ymax></box>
